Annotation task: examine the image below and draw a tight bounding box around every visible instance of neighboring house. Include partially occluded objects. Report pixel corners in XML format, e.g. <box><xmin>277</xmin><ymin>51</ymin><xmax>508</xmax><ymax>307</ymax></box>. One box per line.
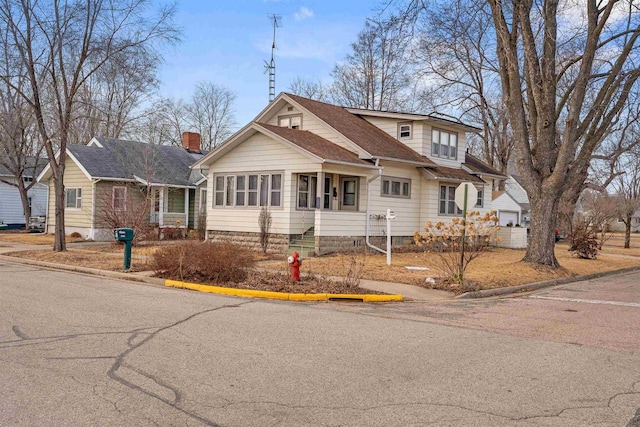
<box><xmin>503</xmin><ymin>174</ymin><xmax>531</xmax><ymax>227</ymax></box>
<box><xmin>192</xmin><ymin>92</ymin><xmax>505</xmax><ymax>255</ymax></box>
<box><xmin>37</xmin><ymin>133</ymin><xmax>205</xmax><ymax>240</ymax></box>
<box><xmin>492</xmin><ymin>190</ymin><xmax>523</xmax><ymax>226</ymax></box>
<box><xmin>0</xmin><ymin>157</ymin><xmax>48</xmax><ymax>229</ymax></box>
<box><xmin>608</xmin><ymin>211</ymin><xmax>640</xmax><ymax>233</ymax></box>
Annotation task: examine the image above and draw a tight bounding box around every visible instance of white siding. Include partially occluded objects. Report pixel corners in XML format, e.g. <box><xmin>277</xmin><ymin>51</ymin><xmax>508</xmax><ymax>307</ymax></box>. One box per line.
<box><xmin>505</xmin><ymin>176</ymin><xmax>529</xmax><ymax>205</ymax></box>
<box><xmin>206</xmin><ymin>133</ymin><xmax>319</xmax><ymax>235</ymax></box>
<box><xmin>420</xmin><ymin>179</ymin><xmax>492</xmax><ymax>227</ymax></box>
<box><xmin>492</xmin><ymin>193</ymin><xmax>522</xmax><ymax>226</ymax></box>
<box><xmin>360</xmin><ymin>117</ymin><xmax>424</xmax><ymax>155</ymax></box>
<box><xmin>0</xmin><ymin>180</ymin><xmax>48</xmax><ymax>225</ymax></box>
<box><xmin>314</xmin><ymin>210</ymin><xmax>366</xmax><ymax>236</ymax></box>
<box><xmin>423</xmin><ymin>123</ymin><xmax>467</xmax><ymax>168</ymax></box>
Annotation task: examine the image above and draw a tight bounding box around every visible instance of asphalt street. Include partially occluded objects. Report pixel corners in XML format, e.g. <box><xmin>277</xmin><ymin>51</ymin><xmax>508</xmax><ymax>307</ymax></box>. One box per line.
<box><xmin>1</xmin><ymin>258</ymin><xmax>639</xmax><ymax>426</ymax></box>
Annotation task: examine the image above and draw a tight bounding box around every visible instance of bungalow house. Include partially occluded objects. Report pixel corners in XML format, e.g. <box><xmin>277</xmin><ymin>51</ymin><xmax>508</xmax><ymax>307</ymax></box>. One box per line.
<box><xmin>37</xmin><ymin>133</ymin><xmax>205</xmax><ymax>240</ymax></box>
<box><xmin>192</xmin><ymin>92</ymin><xmax>505</xmax><ymax>255</ymax></box>
<box><xmin>0</xmin><ymin>156</ymin><xmax>48</xmax><ymax>229</ymax></box>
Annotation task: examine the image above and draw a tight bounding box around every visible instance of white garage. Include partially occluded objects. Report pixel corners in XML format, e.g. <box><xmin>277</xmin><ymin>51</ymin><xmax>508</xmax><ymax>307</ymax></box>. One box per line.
<box><xmin>492</xmin><ymin>190</ymin><xmax>523</xmax><ymax>226</ymax></box>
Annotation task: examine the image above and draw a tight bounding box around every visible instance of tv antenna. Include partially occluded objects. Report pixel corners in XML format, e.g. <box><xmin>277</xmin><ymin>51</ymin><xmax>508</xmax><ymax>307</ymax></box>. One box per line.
<box><xmin>264</xmin><ymin>14</ymin><xmax>282</xmax><ymax>102</ymax></box>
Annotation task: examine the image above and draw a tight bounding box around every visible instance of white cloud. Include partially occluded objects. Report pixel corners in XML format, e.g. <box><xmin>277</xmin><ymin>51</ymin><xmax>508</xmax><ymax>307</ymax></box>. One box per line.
<box><xmin>294</xmin><ymin>6</ymin><xmax>314</xmax><ymax>21</ymax></box>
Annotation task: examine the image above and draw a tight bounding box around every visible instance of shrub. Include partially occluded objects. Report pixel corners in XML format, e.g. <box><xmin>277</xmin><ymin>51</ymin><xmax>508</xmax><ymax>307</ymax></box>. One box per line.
<box><xmin>152</xmin><ymin>241</ymin><xmax>255</xmax><ymax>283</ymax></box>
<box><xmin>414</xmin><ymin>211</ymin><xmax>500</xmax><ymax>285</ymax></box>
<box><xmin>69</xmin><ymin>232</ymin><xmax>82</xmax><ymax>239</ymax></box>
<box><xmin>569</xmin><ymin>222</ymin><xmax>599</xmax><ymax>259</ymax></box>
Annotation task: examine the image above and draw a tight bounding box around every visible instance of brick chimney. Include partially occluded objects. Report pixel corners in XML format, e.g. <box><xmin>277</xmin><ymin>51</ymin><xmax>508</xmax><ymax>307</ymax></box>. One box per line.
<box><xmin>182</xmin><ymin>132</ymin><xmax>201</xmax><ymax>153</ymax></box>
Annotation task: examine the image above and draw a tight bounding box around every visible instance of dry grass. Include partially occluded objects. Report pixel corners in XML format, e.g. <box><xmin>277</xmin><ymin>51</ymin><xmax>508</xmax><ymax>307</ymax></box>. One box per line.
<box><xmin>0</xmin><ymin>232</ymin><xmax>73</xmax><ymax>245</ymax></box>
<box><xmin>90</xmin><ymin>242</ymin><xmax>162</xmax><ymax>257</ymax></box>
<box><xmin>5</xmin><ymin>249</ymin><xmax>150</xmax><ymax>272</ymax></box>
<box><xmin>261</xmin><ymin>246</ymin><xmax>639</xmax><ymax>290</ymax></box>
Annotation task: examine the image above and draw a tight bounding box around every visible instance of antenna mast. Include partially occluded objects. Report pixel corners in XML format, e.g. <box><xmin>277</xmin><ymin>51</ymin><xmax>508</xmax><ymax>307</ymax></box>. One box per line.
<box><xmin>264</xmin><ymin>14</ymin><xmax>282</xmax><ymax>102</ymax></box>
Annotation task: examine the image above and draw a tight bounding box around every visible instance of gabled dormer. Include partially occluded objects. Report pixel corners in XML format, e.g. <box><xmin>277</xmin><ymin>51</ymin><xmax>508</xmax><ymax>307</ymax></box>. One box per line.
<box><xmin>345</xmin><ymin>109</ymin><xmax>479</xmax><ymax>168</ymax></box>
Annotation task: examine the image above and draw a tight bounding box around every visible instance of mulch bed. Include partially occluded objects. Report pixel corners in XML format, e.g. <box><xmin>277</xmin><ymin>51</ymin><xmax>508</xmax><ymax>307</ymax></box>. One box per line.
<box><xmin>158</xmin><ymin>270</ymin><xmax>386</xmax><ymax>295</ymax></box>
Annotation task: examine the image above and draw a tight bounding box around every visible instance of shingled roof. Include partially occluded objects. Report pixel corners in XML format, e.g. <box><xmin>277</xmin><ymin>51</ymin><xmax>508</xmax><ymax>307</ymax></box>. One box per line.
<box><xmin>256</xmin><ymin>123</ymin><xmax>373</xmax><ymax>167</ymax></box>
<box><xmin>423</xmin><ymin>165</ymin><xmax>485</xmax><ymax>183</ymax></box>
<box><xmin>0</xmin><ymin>156</ymin><xmax>47</xmax><ymax>177</ymax></box>
<box><xmin>464</xmin><ymin>153</ymin><xmax>506</xmax><ymax>177</ymax></box>
<box><xmin>66</xmin><ymin>137</ymin><xmax>203</xmax><ymax>187</ymax></box>
<box><xmin>286</xmin><ymin>93</ymin><xmax>436</xmax><ymax>167</ymax></box>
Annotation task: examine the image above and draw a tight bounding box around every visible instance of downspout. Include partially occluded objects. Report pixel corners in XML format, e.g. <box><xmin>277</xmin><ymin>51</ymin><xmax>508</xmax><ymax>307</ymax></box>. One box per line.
<box><xmin>90</xmin><ymin>179</ymin><xmax>101</xmax><ymax>240</ymax></box>
<box><xmin>365</xmin><ymin>159</ymin><xmax>386</xmax><ymax>254</ymax></box>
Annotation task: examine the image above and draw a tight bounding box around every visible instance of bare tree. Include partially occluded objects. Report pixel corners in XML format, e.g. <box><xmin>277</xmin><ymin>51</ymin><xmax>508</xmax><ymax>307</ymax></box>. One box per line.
<box><xmin>185</xmin><ymin>82</ymin><xmax>236</xmax><ymax>151</ymax></box>
<box><xmin>287</xmin><ymin>76</ymin><xmax>332</xmax><ymax>102</ymax></box>
<box><xmin>412</xmin><ymin>0</ymin><xmax>513</xmax><ymax>179</ymax></box>
<box><xmin>0</xmin><ymin>0</ymin><xmax>179</xmax><ymax>251</ymax></box>
<box><xmin>0</xmin><ymin>55</ymin><xmax>44</xmax><ymax>227</ymax></box>
<box><xmin>612</xmin><ymin>150</ymin><xmax>640</xmax><ymax>249</ymax></box>
<box><xmin>331</xmin><ymin>16</ymin><xmax>412</xmax><ymax>111</ymax></box>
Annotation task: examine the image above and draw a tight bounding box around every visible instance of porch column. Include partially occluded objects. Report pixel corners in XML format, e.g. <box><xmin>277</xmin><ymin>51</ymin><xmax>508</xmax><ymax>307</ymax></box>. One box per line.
<box><xmin>184</xmin><ymin>188</ymin><xmax>189</xmax><ymax>228</ymax></box>
<box><xmin>159</xmin><ymin>188</ymin><xmax>164</xmax><ymax>227</ymax></box>
<box><xmin>316</xmin><ymin>172</ymin><xmax>324</xmax><ymax>210</ymax></box>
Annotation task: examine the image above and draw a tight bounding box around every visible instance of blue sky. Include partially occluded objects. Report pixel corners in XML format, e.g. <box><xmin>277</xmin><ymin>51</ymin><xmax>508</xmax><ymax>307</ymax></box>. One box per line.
<box><xmin>158</xmin><ymin>0</ymin><xmax>384</xmax><ymax>127</ymax></box>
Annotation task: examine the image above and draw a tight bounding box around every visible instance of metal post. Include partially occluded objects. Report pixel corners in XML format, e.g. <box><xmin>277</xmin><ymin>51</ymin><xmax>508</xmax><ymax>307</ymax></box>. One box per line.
<box><xmin>460</xmin><ymin>184</ymin><xmax>468</xmax><ymax>280</ymax></box>
<box><xmin>124</xmin><ymin>240</ymin><xmax>132</xmax><ymax>271</ymax></box>
<box><xmin>386</xmin><ymin>208</ymin><xmax>392</xmax><ymax>266</ymax></box>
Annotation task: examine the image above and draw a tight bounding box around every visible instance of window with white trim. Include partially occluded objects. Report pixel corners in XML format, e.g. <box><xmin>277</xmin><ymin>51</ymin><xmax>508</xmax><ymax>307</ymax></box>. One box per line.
<box><xmin>112</xmin><ymin>186</ymin><xmax>126</xmax><ymax>210</ymax></box>
<box><xmin>278</xmin><ymin>115</ymin><xmax>302</xmax><ymax>129</ymax></box>
<box><xmin>65</xmin><ymin>188</ymin><xmax>82</xmax><ymax>209</ymax></box>
<box><xmin>398</xmin><ymin>122</ymin><xmax>412</xmax><ymax>139</ymax></box>
<box><xmin>213</xmin><ymin>173</ymin><xmax>283</xmax><ymax>208</ymax></box>
<box><xmin>432</xmin><ymin>129</ymin><xmax>458</xmax><ymax>160</ymax></box>
<box><xmin>297</xmin><ymin>174</ymin><xmax>318</xmax><ymax>209</ymax></box>
<box><xmin>381</xmin><ymin>176</ymin><xmax>411</xmax><ymax>199</ymax></box>
<box><xmin>475</xmin><ymin>189</ymin><xmax>484</xmax><ymax>208</ymax></box>
<box><xmin>439</xmin><ymin>185</ymin><xmax>462</xmax><ymax>215</ymax></box>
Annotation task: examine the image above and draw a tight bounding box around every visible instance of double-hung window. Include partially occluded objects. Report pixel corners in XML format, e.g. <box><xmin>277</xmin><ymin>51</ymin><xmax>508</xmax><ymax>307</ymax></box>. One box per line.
<box><xmin>398</xmin><ymin>122</ymin><xmax>412</xmax><ymax>139</ymax></box>
<box><xmin>214</xmin><ymin>173</ymin><xmax>282</xmax><ymax>208</ymax></box>
<box><xmin>381</xmin><ymin>176</ymin><xmax>411</xmax><ymax>199</ymax></box>
<box><xmin>475</xmin><ymin>189</ymin><xmax>484</xmax><ymax>208</ymax></box>
<box><xmin>432</xmin><ymin>129</ymin><xmax>458</xmax><ymax>160</ymax></box>
<box><xmin>112</xmin><ymin>186</ymin><xmax>126</xmax><ymax>210</ymax></box>
<box><xmin>439</xmin><ymin>185</ymin><xmax>462</xmax><ymax>215</ymax></box>
<box><xmin>65</xmin><ymin>188</ymin><xmax>82</xmax><ymax>209</ymax></box>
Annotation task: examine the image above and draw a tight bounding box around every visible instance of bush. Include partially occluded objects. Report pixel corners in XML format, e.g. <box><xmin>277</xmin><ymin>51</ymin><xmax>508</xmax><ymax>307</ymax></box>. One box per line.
<box><xmin>69</xmin><ymin>232</ymin><xmax>82</xmax><ymax>239</ymax></box>
<box><xmin>152</xmin><ymin>241</ymin><xmax>255</xmax><ymax>283</ymax></box>
<box><xmin>569</xmin><ymin>222</ymin><xmax>599</xmax><ymax>259</ymax></box>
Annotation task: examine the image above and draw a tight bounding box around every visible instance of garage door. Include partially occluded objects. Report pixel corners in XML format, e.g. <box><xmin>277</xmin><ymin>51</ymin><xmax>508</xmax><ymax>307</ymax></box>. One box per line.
<box><xmin>499</xmin><ymin>211</ymin><xmax>519</xmax><ymax>226</ymax></box>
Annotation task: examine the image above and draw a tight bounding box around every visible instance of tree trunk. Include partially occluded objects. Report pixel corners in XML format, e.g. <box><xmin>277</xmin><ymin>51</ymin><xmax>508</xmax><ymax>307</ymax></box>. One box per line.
<box><xmin>625</xmin><ymin>215</ymin><xmax>631</xmax><ymax>249</ymax></box>
<box><xmin>16</xmin><ymin>180</ymin><xmax>32</xmax><ymax>229</ymax></box>
<box><xmin>523</xmin><ymin>194</ymin><xmax>560</xmax><ymax>267</ymax></box>
<box><xmin>53</xmin><ymin>176</ymin><xmax>66</xmax><ymax>251</ymax></box>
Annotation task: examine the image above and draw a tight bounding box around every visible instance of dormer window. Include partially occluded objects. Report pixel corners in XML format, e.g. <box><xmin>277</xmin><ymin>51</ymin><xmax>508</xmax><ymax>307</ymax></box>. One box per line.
<box><xmin>278</xmin><ymin>115</ymin><xmax>302</xmax><ymax>129</ymax></box>
<box><xmin>398</xmin><ymin>122</ymin><xmax>412</xmax><ymax>139</ymax></box>
<box><xmin>432</xmin><ymin>128</ymin><xmax>458</xmax><ymax>160</ymax></box>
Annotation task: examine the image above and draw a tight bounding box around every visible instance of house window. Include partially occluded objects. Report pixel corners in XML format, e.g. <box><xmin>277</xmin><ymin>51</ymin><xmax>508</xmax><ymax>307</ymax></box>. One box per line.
<box><xmin>297</xmin><ymin>174</ymin><xmax>318</xmax><ymax>209</ymax></box>
<box><xmin>475</xmin><ymin>189</ymin><xmax>484</xmax><ymax>208</ymax></box>
<box><xmin>340</xmin><ymin>177</ymin><xmax>359</xmax><ymax>211</ymax></box>
<box><xmin>432</xmin><ymin>129</ymin><xmax>458</xmax><ymax>160</ymax></box>
<box><xmin>248</xmin><ymin>175</ymin><xmax>258</xmax><ymax>206</ymax></box>
<box><xmin>23</xmin><ymin>176</ymin><xmax>33</xmax><ymax>183</ymax></box>
<box><xmin>236</xmin><ymin>176</ymin><xmax>245</xmax><ymax>206</ymax></box>
<box><xmin>381</xmin><ymin>176</ymin><xmax>411</xmax><ymax>199</ymax></box>
<box><xmin>214</xmin><ymin>176</ymin><xmax>224</xmax><ymax>206</ymax></box>
<box><xmin>439</xmin><ymin>185</ymin><xmax>462</xmax><ymax>215</ymax></box>
<box><xmin>112</xmin><ymin>186</ymin><xmax>126</xmax><ymax>210</ymax></box>
<box><xmin>398</xmin><ymin>122</ymin><xmax>412</xmax><ymax>139</ymax></box>
<box><xmin>214</xmin><ymin>173</ymin><xmax>282</xmax><ymax>208</ymax></box>
<box><xmin>278</xmin><ymin>115</ymin><xmax>302</xmax><ymax>129</ymax></box>
<box><xmin>65</xmin><ymin>188</ymin><xmax>82</xmax><ymax>209</ymax></box>
<box><xmin>323</xmin><ymin>176</ymin><xmax>332</xmax><ymax>209</ymax></box>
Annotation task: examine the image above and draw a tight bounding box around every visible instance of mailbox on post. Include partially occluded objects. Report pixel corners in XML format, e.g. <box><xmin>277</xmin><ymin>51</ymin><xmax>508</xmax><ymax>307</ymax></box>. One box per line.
<box><xmin>113</xmin><ymin>228</ymin><xmax>134</xmax><ymax>271</ymax></box>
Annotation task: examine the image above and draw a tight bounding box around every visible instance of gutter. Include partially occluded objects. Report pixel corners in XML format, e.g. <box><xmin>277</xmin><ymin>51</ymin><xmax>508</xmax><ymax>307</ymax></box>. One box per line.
<box><xmin>365</xmin><ymin>159</ymin><xmax>386</xmax><ymax>255</ymax></box>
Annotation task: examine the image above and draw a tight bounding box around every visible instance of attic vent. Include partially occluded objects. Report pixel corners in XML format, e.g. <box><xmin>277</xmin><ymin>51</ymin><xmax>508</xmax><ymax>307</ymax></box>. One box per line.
<box><xmin>287</xmin><ymin>106</ymin><xmax>293</xmax><ymax>111</ymax></box>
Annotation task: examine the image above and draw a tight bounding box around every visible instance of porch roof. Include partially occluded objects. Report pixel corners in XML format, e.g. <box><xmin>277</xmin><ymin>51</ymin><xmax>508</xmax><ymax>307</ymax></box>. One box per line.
<box><xmin>422</xmin><ymin>165</ymin><xmax>486</xmax><ymax>183</ymax></box>
<box><xmin>464</xmin><ymin>153</ymin><xmax>507</xmax><ymax>178</ymax></box>
<box><xmin>256</xmin><ymin>123</ymin><xmax>375</xmax><ymax>168</ymax></box>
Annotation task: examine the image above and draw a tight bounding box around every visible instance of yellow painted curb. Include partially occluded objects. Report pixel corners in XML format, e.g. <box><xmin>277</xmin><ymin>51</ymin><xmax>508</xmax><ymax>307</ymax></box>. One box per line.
<box><xmin>165</xmin><ymin>279</ymin><xmax>402</xmax><ymax>302</ymax></box>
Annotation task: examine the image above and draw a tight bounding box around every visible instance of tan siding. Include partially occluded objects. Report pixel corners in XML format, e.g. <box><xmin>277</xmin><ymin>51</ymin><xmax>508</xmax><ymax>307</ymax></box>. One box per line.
<box><xmin>423</xmin><ymin>123</ymin><xmax>467</xmax><ymax>168</ymax></box>
<box><xmin>361</xmin><ymin>117</ymin><xmax>424</xmax><ymax>155</ymax></box>
<box><xmin>60</xmin><ymin>160</ymin><xmax>93</xmax><ymax>229</ymax></box>
<box><xmin>314</xmin><ymin>211</ymin><xmax>367</xmax><ymax>236</ymax></box>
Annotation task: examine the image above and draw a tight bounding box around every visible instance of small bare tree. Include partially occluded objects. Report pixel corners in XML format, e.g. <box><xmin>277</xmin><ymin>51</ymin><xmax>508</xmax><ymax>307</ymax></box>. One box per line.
<box><xmin>259</xmin><ymin>206</ymin><xmax>272</xmax><ymax>255</ymax></box>
<box><xmin>612</xmin><ymin>151</ymin><xmax>640</xmax><ymax>249</ymax></box>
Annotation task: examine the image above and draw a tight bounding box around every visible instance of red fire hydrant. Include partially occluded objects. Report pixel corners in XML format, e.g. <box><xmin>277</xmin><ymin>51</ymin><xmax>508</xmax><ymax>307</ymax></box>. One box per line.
<box><xmin>287</xmin><ymin>251</ymin><xmax>302</xmax><ymax>282</ymax></box>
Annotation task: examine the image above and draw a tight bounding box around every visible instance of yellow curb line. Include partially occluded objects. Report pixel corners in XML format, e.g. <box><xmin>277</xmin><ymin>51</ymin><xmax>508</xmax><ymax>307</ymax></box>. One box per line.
<box><xmin>165</xmin><ymin>279</ymin><xmax>403</xmax><ymax>302</ymax></box>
